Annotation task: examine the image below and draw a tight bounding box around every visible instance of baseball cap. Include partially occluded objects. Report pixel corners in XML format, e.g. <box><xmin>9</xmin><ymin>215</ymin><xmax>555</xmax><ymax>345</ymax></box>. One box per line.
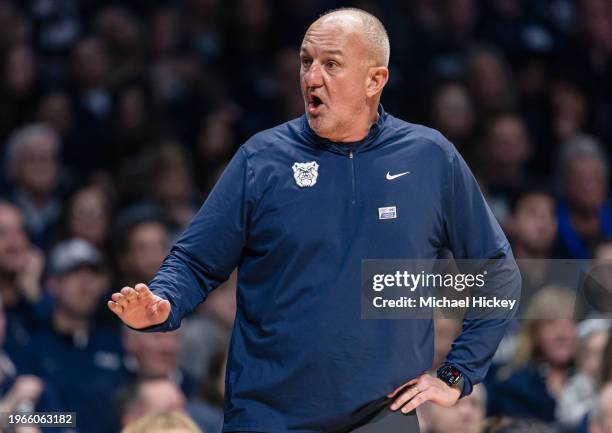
<box><xmin>48</xmin><ymin>238</ymin><xmax>103</xmax><ymax>276</ymax></box>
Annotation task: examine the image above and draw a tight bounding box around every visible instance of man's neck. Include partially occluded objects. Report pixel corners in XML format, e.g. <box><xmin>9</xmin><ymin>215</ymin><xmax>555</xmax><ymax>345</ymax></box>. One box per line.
<box><xmin>326</xmin><ymin>104</ymin><xmax>379</xmax><ymax>143</ymax></box>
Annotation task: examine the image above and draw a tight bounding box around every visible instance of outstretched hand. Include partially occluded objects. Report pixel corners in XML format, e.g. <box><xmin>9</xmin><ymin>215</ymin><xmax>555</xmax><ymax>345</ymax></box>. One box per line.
<box><xmin>107</xmin><ymin>283</ymin><xmax>171</xmax><ymax>329</ymax></box>
<box><xmin>387</xmin><ymin>373</ymin><xmax>461</xmax><ymax>414</ymax></box>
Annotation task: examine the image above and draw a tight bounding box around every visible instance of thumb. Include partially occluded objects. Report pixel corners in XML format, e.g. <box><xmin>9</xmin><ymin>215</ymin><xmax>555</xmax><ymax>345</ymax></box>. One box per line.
<box><xmin>152</xmin><ymin>299</ymin><xmax>171</xmax><ymax>321</ymax></box>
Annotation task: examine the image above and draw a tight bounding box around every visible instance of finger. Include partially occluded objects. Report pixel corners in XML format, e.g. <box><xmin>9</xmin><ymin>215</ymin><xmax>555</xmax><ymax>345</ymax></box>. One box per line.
<box><xmin>152</xmin><ymin>299</ymin><xmax>171</xmax><ymax>320</ymax></box>
<box><xmin>400</xmin><ymin>388</ymin><xmax>434</xmax><ymax>414</ymax></box>
<box><xmin>389</xmin><ymin>384</ymin><xmax>423</xmax><ymax>411</ymax></box>
<box><xmin>121</xmin><ymin>286</ymin><xmax>138</xmax><ymax>302</ymax></box>
<box><xmin>387</xmin><ymin>378</ymin><xmax>418</xmax><ymax>398</ymax></box>
<box><xmin>108</xmin><ymin>300</ymin><xmax>124</xmax><ymax>315</ymax></box>
<box><xmin>111</xmin><ymin>293</ymin><xmax>129</xmax><ymax>309</ymax></box>
<box><xmin>135</xmin><ymin>283</ymin><xmax>154</xmax><ymax>300</ymax></box>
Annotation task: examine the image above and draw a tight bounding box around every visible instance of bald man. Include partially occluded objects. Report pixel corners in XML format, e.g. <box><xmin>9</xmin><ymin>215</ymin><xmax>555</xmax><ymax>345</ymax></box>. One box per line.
<box><xmin>109</xmin><ymin>8</ymin><xmax>519</xmax><ymax>433</ymax></box>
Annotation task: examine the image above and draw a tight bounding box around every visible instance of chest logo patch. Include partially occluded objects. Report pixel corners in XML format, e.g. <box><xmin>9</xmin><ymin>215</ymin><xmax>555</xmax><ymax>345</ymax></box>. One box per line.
<box><xmin>378</xmin><ymin>206</ymin><xmax>397</xmax><ymax>220</ymax></box>
<box><xmin>292</xmin><ymin>161</ymin><xmax>319</xmax><ymax>187</ymax></box>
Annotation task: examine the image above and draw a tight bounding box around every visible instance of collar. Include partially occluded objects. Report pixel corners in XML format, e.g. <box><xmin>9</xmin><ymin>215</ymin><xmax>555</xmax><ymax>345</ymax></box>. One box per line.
<box><xmin>300</xmin><ymin>105</ymin><xmax>388</xmax><ymax>155</ymax></box>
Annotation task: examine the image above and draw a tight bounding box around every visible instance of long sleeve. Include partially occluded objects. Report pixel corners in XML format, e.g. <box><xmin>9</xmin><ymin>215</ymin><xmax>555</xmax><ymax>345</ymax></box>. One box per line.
<box><xmin>141</xmin><ymin>147</ymin><xmax>254</xmax><ymax>332</ymax></box>
<box><xmin>441</xmin><ymin>145</ymin><xmax>521</xmax><ymax>396</ymax></box>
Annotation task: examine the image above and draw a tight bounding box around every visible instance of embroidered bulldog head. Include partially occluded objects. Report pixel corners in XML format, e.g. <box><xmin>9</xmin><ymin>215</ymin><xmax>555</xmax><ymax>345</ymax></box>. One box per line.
<box><xmin>292</xmin><ymin>161</ymin><xmax>319</xmax><ymax>187</ymax></box>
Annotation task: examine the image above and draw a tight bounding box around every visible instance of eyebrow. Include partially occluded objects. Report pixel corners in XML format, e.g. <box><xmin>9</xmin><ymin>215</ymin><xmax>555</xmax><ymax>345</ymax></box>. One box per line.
<box><xmin>300</xmin><ymin>47</ymin><xmax>344</xmax><ymax>56</ymax></box>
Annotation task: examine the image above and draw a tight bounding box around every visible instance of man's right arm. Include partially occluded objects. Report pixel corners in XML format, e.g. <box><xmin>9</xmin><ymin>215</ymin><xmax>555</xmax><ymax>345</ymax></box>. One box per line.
<box><xmin>109</xmin><ymin>147</ymin><xmax>254</xmax><ymax>331</ymax></box>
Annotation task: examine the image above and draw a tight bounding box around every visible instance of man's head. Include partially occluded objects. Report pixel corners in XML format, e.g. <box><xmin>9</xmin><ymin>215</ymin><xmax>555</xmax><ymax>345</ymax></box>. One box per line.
<box><xmin>47</xmin><ymin>238</ymin><xmax>107</xmax><ymax>320</ymax></box>
<box><xmin>116</xmin><ymin>378</ymin><xmax>186</xmax><ymax>428</ymax></box>
<box><xmin>4</xmin><ymin>123</ymin><xmax>60</xmax><ymax>198</ymax></box>
<box><xmin>122</xmin><ymin>327</ymin><xmax>181</xmax><ymax>377</ymax></box>
<box><xmin>508</xmin><ymin>186</ymin><xmax>557</xmax><ymax>256</ymax></box>
<box><xmin>300</xmin><ymin>8</ymin><xmax>389</xmax><ymax>141</ymax></box>
<box><xmin>559</xmin><ymin>134</ymin><xmax>608</xmax><ymax>214</ymax></box>
<box><xmin>590</xmin><ymin>383</ymin><xmax>612</xmax><ymax>433</ymax></box>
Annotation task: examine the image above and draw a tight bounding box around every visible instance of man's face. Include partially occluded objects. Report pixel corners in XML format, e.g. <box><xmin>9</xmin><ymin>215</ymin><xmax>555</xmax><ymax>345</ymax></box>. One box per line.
<box><xmin>0</xmin><ymin>204</ymin><xmax>29</xmax><ymax>273</ymax></box>
<box><xmin>14</xmin><ymin>132</ymin><xmax>59</xmax><ymax>196</ymax></box>
<box><xmin>565</xmin><ymin>157</ymin><xmax>607</xmax><ymax>213</ymax></box>
<box><xmin>513</xmin><ymin>193</ymin><xmax>557</xmax><ymax>253</ymax></box>
<box><xmin>128</xmin><ymin>330</ymin><xmax>181</xmax><ymax>376</ymax></box>
<box><xmin>125</xmin><ymin>222</ymin><xmax>169</xmax><ymax>282</ymax></box>
<box><xmin>300</xmin><ymin>17</ymin><xmax>371</xmax><ymax>140</ymax></box>
<box><xmin>51</xmin><ymin>266</ymin><xmax>106</xmax><ymax>319</ymax></box>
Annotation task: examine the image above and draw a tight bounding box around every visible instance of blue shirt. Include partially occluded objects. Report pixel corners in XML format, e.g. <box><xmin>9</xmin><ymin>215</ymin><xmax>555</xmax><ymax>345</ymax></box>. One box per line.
<box><xmin>145</xmin><ymin>106</ymin><xmax>520</xmax><ymax>432</ymax></box>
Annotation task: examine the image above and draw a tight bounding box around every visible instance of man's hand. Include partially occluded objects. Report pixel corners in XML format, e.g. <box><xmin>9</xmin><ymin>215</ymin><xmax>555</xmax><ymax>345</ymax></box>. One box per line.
<box><xmin>107</xmin><ymin>283</ymin><xmax>171</xmax><ymax>329</ymax></box>
<box><xmin>387</xmin><ymin>373</ymin><xmax>461</xmax><ymax>414</ymax></box>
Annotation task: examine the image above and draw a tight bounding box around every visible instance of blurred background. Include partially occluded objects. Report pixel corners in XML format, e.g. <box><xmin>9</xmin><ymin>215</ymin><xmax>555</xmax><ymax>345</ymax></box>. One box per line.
<box><xmin>0</xmin><ymin>0</ymin><xmax>611</xmax><ymax>432</ymax></box>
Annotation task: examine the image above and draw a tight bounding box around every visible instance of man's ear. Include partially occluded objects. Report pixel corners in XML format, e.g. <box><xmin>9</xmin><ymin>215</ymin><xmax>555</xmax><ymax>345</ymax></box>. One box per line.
<box><xmin>366</xmin><ymin>67</ymin><xmax>389</xmax><ymax>98</ymax></box>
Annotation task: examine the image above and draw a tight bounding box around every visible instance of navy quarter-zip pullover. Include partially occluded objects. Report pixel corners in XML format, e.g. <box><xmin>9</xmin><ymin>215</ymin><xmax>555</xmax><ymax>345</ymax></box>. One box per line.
<box><xmin>144</xmin><ymin>106</ymin><xmax>520</xmax><ymax>432</ymax></box>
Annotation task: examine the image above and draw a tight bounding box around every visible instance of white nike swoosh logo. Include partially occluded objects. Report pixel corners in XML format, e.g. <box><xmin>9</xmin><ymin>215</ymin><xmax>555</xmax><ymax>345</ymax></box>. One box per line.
<box><xmin>386</xmin><ymin>171</ymin><xmax>411</xmax><ymax>180</ymax></box>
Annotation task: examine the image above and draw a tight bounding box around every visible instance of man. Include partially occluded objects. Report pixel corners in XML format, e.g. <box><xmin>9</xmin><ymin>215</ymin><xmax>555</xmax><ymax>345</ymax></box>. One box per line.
<box><xmin>2</xmin><ymin>124</ymin><xmax>63</xmax><ymax>250</ymax></box>
<box><xmin>115</xmin><ymin>377</ymin><xmax>187</xmax><ymax>429</ymax></box>
<box><xmin>555</xmin><ymin>134</ymin><xmax>612</xmax><ymax>259</ymax></box>
<box><xmin>0</xmin><ymin>201</ymin><xmax>44</xmax><ymax>355</ymax></box>
<box><xmin>121</xmin><ymin>326</ymin><xmax>197</xmax><ymax>397</ymax></box>
<box><xmin>109</xmin><ymin>8</ymin><xmax>520</xmax><ymax>433</ymax></box>
<box><xmin>26</xmin><ymin>238</ymin><xmax>122</xmax><ymax>433</ymax></box>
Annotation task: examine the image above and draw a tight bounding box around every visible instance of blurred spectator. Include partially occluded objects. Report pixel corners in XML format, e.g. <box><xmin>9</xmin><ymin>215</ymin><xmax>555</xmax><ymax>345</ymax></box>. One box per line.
<box><xmin>0</xmin><ymin>296</ymin><xmax>44</xmax><ymax>413</ymax></box>
<box><xmin>556</xmin><ymin>319</ymin><xmax>609</xmax><ymax>431</ymax></box>
<box><xmin>430</xmin><ymin>81</ymin><xmax>477</xmax><ymax>153</ymax></box>
<box><xmin>555</xmin><ymin>134</ymin><xmax>612</xmax><ymax>259</ymax></box>
<box><xmin>589</xmin><ymin>383</ymin><xmax>612</xmax><ymax>433</ymax></box>
<box><xmin>419</xmin><ymin>383</ymin><xmax>486</xmax><ymax>433</ymax></box>
<box><xmin>24</xmin><ymin>238</ymin><xmax>121</xmax><ymax>433</ymax></box>
<box><xmin>0</xmin><ymin>43</ymin><xmax>39</xmax><ymax>140</ymax></box>
<box><xmin>507</xmin><ymin>186</ymin><xmax>560</xmax><ymax>306</ymax></box>
<box><xmin>487</xmin><ymin>286</ymin><xmax>577</xmax><ymax>422</ymax></box>
<box><xmin>0</xmin><ymin>201</ymin><xmax>43</xmax><ymax>353</ymax></box>
<box><xmin>466</xmin><ymin>46</ymin><xmax>517</xmax><ymax>116</ymax></box>
<box><xmin>67</xmin><ymin>36</ymin><xmax>113</xmax><ymax>174</ymax></box>
<box><xmin>58</xmin><ymin>183</ymin><xmax>114</xmax><ymax>252</ymax></box>
<box><xmin>121</xmin><ymin>410</ymin><xmax>203</xmax><ymax>433</ymax></box>
<box><xmin>146</xmin><ymin>142</ymin><xmax>198</xmax><ymax>237</ymax></box>
<box><xmin>122</xmin><ymin>327</ymin><xmax>197</xmax><ymax>398</ymax></box>
<box><xmin>115</xmin><ymin>377</ymin><xmax>187</xmax><ymax>429</ymax></box>
<box><xmin>115</xmin><ymin>209</ymin><xmax>169</xmax><ymax>287</ymax></box>
<box><xmin>477</xmin><ymin>113</ymin><xmax>533</xmax><ymax>221</ymax></box>
<box><xmin>2</xmin><ymin>123</ymin><xmax>63</xmax><ymax>250</ymax></box>
<box><xmin>180</xmin><ymin>270</ymin><xmax>235</xmax><ymax>381</ymax></box>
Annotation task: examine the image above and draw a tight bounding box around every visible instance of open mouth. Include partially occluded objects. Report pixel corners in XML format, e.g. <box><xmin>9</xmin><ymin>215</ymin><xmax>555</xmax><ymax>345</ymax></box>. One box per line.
<box><xmin>307</xmin><ymin>94</ymin><xmax>324</xmax><ymax>113</ymax></box>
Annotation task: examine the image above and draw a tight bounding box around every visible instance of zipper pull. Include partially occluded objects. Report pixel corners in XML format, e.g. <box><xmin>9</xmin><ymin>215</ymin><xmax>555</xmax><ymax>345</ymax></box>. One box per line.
<box><xmin>349</xmin><ymin>151</ymin><xmax>353</xmax><ymax>159</ymax></box>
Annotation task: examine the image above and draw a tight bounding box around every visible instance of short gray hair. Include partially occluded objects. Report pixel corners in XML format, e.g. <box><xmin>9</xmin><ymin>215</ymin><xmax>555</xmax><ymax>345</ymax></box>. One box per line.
<box><xmin>558</xmin><ymin>133</ymin><xmax>609</xmax><ymax>177</ymax></box>
<box><xmin>4</xmin><ymin>123</ymin><xmax>61</xmax><ymax>165</ymax></box>
<box><xmin>320</xmin><ymin>8</ymin><xmax>390</xmax><ymax>67</ymax></box>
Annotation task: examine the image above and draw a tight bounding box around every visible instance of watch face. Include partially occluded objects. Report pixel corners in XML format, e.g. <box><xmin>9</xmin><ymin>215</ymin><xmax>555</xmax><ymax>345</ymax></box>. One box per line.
<box><xmin>438</xmin><ymin>366</ymin><xmax>462</xmax><ymax>386</ymax></box>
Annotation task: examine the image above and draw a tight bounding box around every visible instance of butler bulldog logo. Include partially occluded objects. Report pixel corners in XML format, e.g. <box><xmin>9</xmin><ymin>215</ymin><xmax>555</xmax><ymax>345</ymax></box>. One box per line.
<box><xmin>292</xmin><ymin>161</ymin><xmax>319</xmax><ymax>187</ymax></box>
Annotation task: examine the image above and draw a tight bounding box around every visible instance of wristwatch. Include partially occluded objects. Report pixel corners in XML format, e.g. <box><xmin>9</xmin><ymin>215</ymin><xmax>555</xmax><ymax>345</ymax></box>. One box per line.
<box><xmin>436</xmin><ymin>365</ymin><xmax>465</xmax><ymax>392</ymax></box>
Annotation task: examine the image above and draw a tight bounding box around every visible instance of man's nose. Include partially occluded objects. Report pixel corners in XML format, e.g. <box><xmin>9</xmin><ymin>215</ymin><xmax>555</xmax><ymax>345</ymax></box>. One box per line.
<box><xmin>304</xmin><ymin>62</ymin><xmax>323</xmax><ymax>87</ymax></box>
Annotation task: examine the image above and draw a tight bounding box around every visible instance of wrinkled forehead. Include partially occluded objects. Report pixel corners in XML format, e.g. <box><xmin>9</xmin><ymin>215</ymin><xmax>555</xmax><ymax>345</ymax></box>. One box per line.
<box><xmin>301</xmin><ymin>15</ymin><xmax>365</xmax><ymax>56</ymax></box>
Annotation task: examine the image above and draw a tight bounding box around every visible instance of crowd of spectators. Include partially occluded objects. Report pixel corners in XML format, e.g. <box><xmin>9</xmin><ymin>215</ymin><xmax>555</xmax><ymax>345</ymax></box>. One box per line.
<box><xmin>0</xmin><ymin>0</ymin><xmax>611</xmax><ymax>432</ymax></box>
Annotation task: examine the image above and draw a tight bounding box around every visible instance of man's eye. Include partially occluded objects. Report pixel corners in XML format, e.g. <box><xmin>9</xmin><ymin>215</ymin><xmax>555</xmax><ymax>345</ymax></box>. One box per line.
<box><xmin>301</xmin><ymin>58</ymin><xmax>312</xmax><ymax>66</ymax></box>
<box><xmin>326</xmin><ymin>61</ymin><xmax>337</xmax><ymax>68</ymax></box>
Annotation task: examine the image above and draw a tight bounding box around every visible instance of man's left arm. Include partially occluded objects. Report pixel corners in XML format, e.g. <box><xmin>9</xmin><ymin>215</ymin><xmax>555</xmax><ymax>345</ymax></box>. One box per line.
<box><xmin>438</xmin><ymin>144</ymin><xmax>521</xmax><ymax>399</ymax></box>
<box><xmin>388</xmin><ymin>138</ymin><xmax>520</xmax><ymax>414</ymax></box>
